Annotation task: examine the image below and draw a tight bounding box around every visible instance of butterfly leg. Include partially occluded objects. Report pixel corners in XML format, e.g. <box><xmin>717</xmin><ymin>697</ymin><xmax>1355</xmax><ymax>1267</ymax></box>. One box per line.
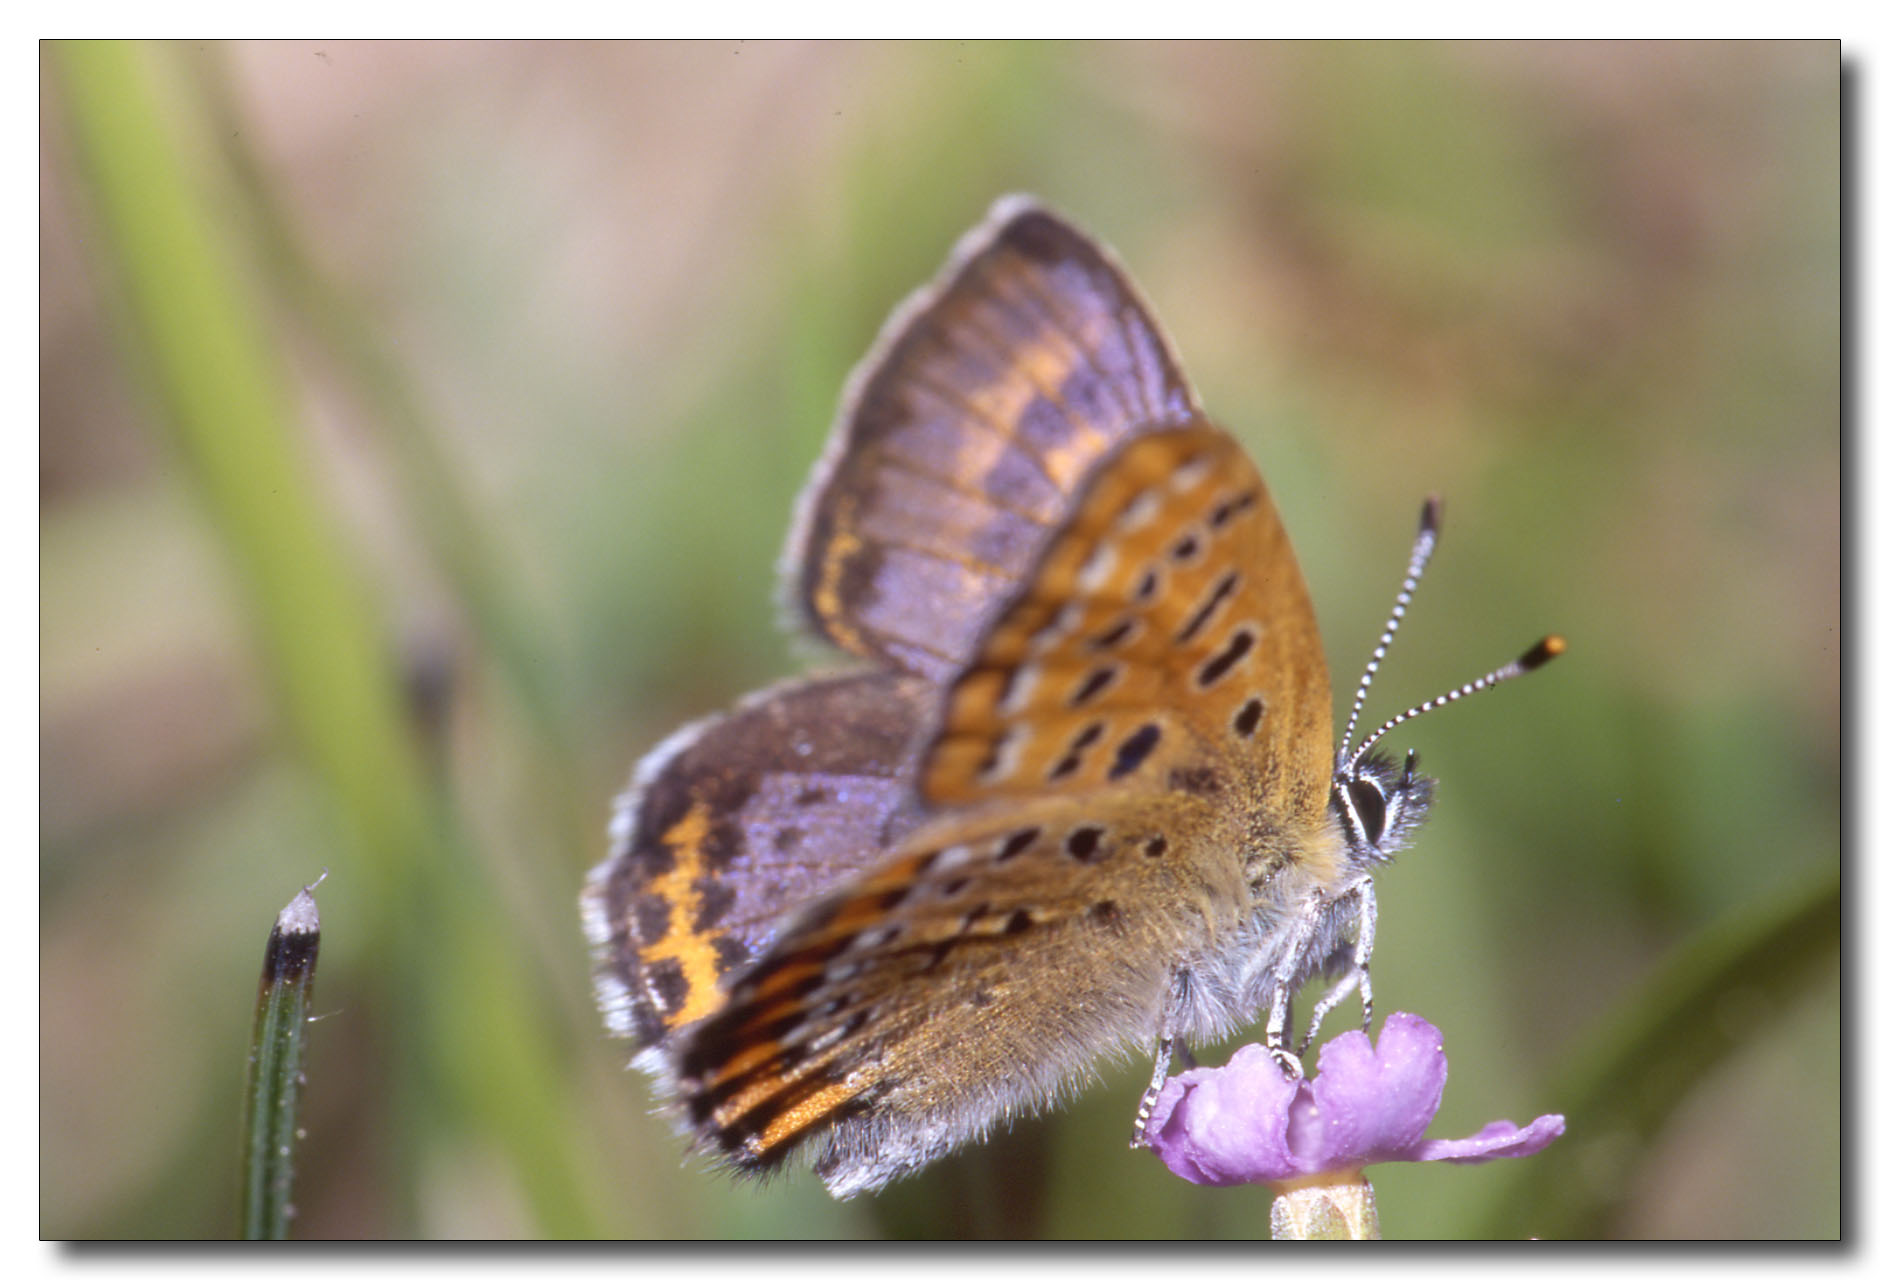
<box><xmin>1263</xmin><ymin>1015</ymin><xmax>1305</xmax><ymax>1078</ymax></box>
<box><xmin>1265</xmin><ymin>876</ymin><xmax>1375</xmax><ymax>1078</ymax></box>
<box><xmin>1302</xmin><ymin>876</ymin><xmax>1379</xmax><ymax>1052</ymax></box>
<box><xmin>1130</xmin><ymin>1035</ymin><xmax>1176</xmax><ymax>1148</ymax></box>
<box><xmin>1262</xmin><ymin>959</ymin><xmax>1306</xmax><ymax>1079</ymax></box>
<box><xmin>1133</xmin><ymin>971</ymin><xmax>1205</xmax><ymax>1147</ymax></box>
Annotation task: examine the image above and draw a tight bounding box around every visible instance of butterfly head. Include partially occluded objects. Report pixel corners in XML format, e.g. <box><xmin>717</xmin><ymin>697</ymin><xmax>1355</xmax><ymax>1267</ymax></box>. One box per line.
<box><xmin>1330</xmin><ymin>747</ymin><xmax>1433</xmax><ymax>867</ymax></box>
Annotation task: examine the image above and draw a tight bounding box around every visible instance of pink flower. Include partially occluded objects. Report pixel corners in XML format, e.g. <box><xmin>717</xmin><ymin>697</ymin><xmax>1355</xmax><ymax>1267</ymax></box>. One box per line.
<box><xmin>1145</xmin><ymin>1012</ymin><xmax>1564</xmax><ymax>1187</ymax></box>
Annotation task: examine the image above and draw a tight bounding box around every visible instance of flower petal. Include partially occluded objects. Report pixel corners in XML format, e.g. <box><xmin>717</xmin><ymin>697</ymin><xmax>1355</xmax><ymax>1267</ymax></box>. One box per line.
<box><xmin>1146</xmin><ymin>1041</ymin><xmax>1304</xmax><ymax>1185</ymax></box>
<box><xmin>1411</xmin><ymin>1114</ymin><xmax>1567</xmax><ymax>1165</ymax></box>
<box><xmin>1310</xmin><ymin>1011</ymin><xmax>1449</xmax><ymax>1167</ymax></box>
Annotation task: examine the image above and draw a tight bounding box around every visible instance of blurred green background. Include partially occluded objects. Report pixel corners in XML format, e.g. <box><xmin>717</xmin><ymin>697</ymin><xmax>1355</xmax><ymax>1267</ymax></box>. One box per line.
<box><xmin>40</xmin><ymin>40</ymin><xmax>1838</xmax><ymax>1239</ymax></box>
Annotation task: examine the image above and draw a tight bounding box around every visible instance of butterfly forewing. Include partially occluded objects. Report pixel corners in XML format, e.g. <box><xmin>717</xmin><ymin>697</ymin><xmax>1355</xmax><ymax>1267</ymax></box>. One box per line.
<box><xmin>925</xmin><ymin>419</ymin><xmax>1335</xmax><ymax>824</ymax></box>
<box><xmin>785</xmin><ymin>196</ymin><xmax>1199</xmax><ymax>682</ymax></box>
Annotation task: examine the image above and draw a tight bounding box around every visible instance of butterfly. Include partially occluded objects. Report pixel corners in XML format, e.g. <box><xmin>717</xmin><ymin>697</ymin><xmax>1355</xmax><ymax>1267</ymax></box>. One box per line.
<box><xmin>581</xmin><ymin>194</ymin><xmax>1561</xmax><ymax>1199</ymax></box>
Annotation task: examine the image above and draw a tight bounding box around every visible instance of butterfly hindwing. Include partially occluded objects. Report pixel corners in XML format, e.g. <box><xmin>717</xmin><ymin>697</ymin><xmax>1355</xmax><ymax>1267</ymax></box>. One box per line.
<box><xmin>670</xmin><ymin>786</ymin><xmax>1245</xmax><ymax>1198</ymax></box>
<box><xmin>582</xmin><ymin>670</ymin><xmax>936</xmax><ymax>1055</ymax></box>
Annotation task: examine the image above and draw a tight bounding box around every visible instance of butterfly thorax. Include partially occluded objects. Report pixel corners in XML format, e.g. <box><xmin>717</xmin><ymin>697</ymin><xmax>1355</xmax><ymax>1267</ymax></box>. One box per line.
<box><xmin>1170</xmin><ymin>746</ymin><xmax>1435</xmax><ymax>1045</ymax></box>
<box><xmin>1154</xmin><ymin>788</ymin><xmax>1347</xmax><ymax>1046</ymax></box>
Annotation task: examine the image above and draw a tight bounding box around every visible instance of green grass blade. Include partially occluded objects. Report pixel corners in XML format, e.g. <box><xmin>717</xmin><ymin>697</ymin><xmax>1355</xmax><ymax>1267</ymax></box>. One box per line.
<box><xmin>240</xmin><ymin>880</ymin><xmax>323</xmax><ymax>1239</ymax></box>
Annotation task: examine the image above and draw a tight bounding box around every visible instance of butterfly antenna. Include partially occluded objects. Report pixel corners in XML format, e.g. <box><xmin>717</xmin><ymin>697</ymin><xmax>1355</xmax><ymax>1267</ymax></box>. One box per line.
<box><xmin>1345</xmin><ymin>634</ymin><xmax>1567</xmax><ymax>766</ymax></box>
<box><xmin>1337</xmin><ymin>497</ymin><xmax>1443</xmax><ymax>767</ymax></box>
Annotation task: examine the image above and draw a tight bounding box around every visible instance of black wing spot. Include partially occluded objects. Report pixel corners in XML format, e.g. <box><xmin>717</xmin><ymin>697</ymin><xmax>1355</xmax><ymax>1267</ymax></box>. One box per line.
<box><xmin>1070</xmin><ymin>664</ymin><xmax>1118</xmax><ymax>707</ymax></box>
<box><xmin>1233</xmin><ymin>695</ymin><xmax>1265</xmax><ymax>738</ymax></box>
<box><xmin>1209</xmin><ymin>490</ymin><xmax>1258</xmax><ymax>528</ymax></box>
<box><xmin>1065</xmin><ymin>825</ymin><xmax>1107</xmax><ymax>862</ymax></box>
<box><xmin>1196</xmin><ymin>627</ymin><xmax>1256</xmax><ymax>689</ymax></box>
<box><xmin>1050</xmin><ymin>721</ymin><xmax>1106</xmax><ymax>780</ymax></box>
<box><xmin>1109</xmin><ymin>722</ymin><xmax>1162</xmax><ymax>780</ymax></box>
<box><xmin>1088</xmin><ymin>616</ymin><xmax>1140</xmax><ymax>652</ymax></box>
<box><xmin>996</xmin><ymin>827</ymin><xmax>1043</xmax><ymax>862</ymax></box>
<box><xmin>1175</xmin><ymin>569</ymin><xmax>1241</xmax><ymax>645</ymax></box>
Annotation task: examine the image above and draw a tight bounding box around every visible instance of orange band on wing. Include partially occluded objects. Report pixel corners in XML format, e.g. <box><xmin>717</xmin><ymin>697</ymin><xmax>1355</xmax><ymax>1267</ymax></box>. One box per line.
<box><xmin>756</xmin><ymin>1078</ymin><xmax>862</xmax><ymax>1153</ymax></box>
<box><xmin>638</xmin><ymin>801</ymin><xmax>731</xmax><ymax>1030</ymax></box>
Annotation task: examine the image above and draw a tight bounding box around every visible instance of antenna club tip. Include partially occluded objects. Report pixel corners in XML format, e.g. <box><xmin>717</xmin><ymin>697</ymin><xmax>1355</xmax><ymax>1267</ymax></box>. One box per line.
<box><xmin>1519</xmin><ymin>634</ymin><xmax>1568</xmax><ymax>670</ymax></box>
<box><xmin>1419</xmin><ymin>496</ymin><xmax>1444</xmax><ymax>537</ymax></box>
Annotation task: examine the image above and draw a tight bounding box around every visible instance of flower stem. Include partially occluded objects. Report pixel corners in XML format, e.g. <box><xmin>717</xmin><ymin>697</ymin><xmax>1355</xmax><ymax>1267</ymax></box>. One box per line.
<box><xmin>1270</xmin><ymin>1173</ymin><xmax>1381</xmax><ymax>1240</ymax></box>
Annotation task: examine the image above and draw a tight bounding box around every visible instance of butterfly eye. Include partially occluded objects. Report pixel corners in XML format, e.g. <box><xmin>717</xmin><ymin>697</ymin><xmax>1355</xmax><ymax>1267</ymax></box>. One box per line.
<box><xmin>1332</xmin><ymin>753</ymin><xmax>1434</xmax><ymax>863</ymax></box>
<box><xmin>1349</xmin><ymin>778</ymin><xmax>1389</xmax><ymax>847</ymax></box>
